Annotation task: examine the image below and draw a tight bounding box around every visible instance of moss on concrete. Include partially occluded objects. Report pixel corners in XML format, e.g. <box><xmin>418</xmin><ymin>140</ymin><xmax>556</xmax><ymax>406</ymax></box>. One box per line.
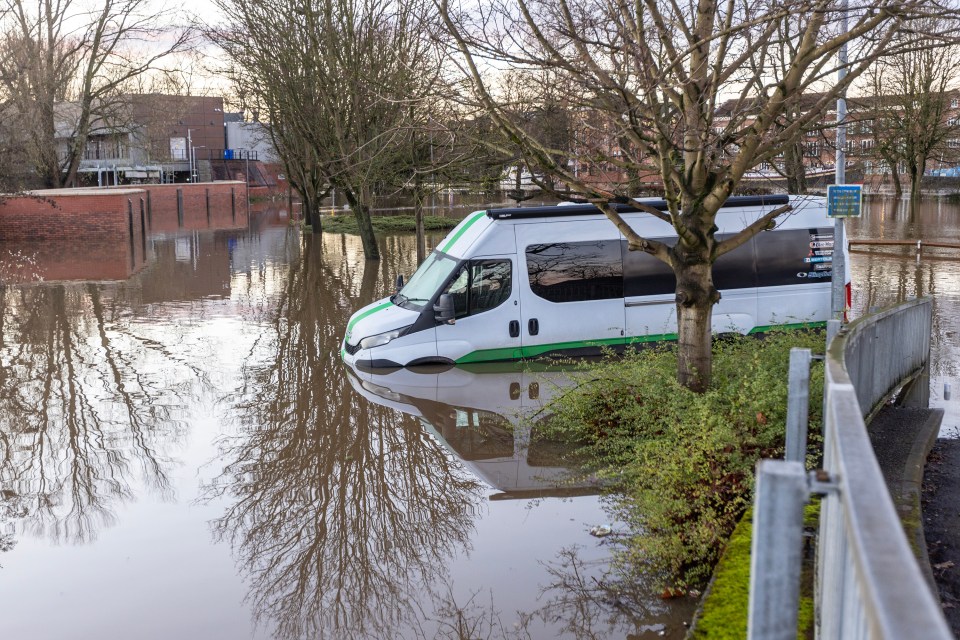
<box><xmin>691</xmin><ymin>504</ymin><xmax>818</xmax><ymax>639</ymax></box>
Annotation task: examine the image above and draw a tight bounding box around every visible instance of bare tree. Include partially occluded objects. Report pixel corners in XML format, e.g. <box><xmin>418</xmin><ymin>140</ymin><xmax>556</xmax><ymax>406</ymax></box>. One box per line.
<box><xmin>212</xmin><ymin>0</ymin><xmax>442</xmax><ymax>261</ymax></box>
<box><xmin>440</xmin><ymin>0</ymin><xmax>955</xmax><ymax>391</ymax></box>
<box><xmin>860</xmin><ymin>18</ymin><xmax>960</xmax><ymax>198</ymax></box>
<box><xmin>0</xmin><ymin>0</ymin><xmax>193</xmax><ymax>188</ymax></box>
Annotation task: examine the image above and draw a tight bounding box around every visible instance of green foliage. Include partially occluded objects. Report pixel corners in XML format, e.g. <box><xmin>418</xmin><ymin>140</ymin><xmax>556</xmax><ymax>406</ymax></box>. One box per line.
<box><xmin>319</xmin><ymin>214</ymin><xmax>460</xmax><ymax>235</ymax></box>
<box><xmin>691</xmin><ymin>509</ymin><xmax>753</xmax><ymax>639</ymax></box>
<box><xmin>537</xmin><ymin>331</ymin><xmax>825</xmax><ymax>589</ymax></box>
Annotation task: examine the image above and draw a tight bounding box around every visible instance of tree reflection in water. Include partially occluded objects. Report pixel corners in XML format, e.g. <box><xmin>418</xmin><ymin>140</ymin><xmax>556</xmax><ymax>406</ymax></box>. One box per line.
<box><xmin>0</xmin><ymin>282</ymin><xmax>192</xmax><ymax>546</ymax></box>
<box><xmin>211</xmin><ymin>237</ymin><xmax>485</xmax><ymax>640</ymax></box>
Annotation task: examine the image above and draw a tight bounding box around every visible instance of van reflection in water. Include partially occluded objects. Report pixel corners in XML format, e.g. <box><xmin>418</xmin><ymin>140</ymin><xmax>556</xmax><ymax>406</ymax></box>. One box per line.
<box><xmin>345</xmin><ymin>362</ymin><xmax>599</xmax><ymax>499</ymax></box>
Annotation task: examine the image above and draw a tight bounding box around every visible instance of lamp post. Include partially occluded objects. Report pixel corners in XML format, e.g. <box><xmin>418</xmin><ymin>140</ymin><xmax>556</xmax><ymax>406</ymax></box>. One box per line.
<box><xmin>192</xmin><ymin>145</ymin><xmax>206</xmax><ymax>183</ymax></box>
<box><xmin>187</xmin><ymin>129</ymin><xmax>194</xmax><ymax>183</ymax></box>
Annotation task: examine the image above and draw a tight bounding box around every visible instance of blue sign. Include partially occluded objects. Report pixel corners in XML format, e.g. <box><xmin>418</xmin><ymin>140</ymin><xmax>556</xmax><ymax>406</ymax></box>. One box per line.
<box><xmin>827</xmin><ymin>184</ymin><xmax>862</xmax><ymax>218</ymax></box>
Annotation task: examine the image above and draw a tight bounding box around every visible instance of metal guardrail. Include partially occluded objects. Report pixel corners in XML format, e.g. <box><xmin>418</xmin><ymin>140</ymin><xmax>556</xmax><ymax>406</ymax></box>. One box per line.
<box><xmin>749</xmin><ymin>298</ymin><xmax>951</xmax><ymax>639</ymax></box>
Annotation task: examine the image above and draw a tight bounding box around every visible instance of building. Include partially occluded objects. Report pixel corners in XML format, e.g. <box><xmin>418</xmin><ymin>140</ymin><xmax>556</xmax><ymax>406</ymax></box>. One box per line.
<box><xmin>57</xmin><ymin>95</ymin><xmax>226</xmax><ymax>185</ymax></box>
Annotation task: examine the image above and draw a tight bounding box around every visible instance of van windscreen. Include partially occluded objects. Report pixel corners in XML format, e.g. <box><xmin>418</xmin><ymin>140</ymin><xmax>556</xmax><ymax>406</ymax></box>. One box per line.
<box><xmin>395</xmin><ymin>251</ymin><xmax>459</xmax><ymax>310</ymax></box>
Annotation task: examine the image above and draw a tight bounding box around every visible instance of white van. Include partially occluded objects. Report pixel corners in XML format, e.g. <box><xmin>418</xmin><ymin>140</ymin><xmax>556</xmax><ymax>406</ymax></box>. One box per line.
<box><xmin>341</xmin><ymin>195</ymin><xmax>847</xmax><ymax>369</ymax></box>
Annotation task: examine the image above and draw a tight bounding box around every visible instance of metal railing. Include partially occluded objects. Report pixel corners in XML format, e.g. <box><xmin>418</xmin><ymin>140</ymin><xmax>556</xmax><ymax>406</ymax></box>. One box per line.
<box><xmin>749</xmin><ymin>298</ymin><xmax>951</xmax><ymax>639</ymax></box>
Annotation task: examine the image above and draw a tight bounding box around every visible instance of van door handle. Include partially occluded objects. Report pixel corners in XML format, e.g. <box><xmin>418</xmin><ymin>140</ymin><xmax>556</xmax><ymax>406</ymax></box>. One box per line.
<box><xmin>509</xmin><ymin>320</ymin><xmax>520</xmax><ymax>338</ymax></box>
<box><xmin>528</xmin><ymin>318</ymin><xmax>539</xmax><ymax>335</ymax></box>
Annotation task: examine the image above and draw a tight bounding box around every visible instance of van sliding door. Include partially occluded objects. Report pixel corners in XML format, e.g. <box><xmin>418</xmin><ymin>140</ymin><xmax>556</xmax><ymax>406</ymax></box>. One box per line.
<box><xmin>516</xmin><ymin>221</ymin><xmax>626</xmax><ymax>358</ymax></box>
<box><xmin>623</xmin><ymin>234</ymin><xmax>759</xmax><ymax>340</ymax></box>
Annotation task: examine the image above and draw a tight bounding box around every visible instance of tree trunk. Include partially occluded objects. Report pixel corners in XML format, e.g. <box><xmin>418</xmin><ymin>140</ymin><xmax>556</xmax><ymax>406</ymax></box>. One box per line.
<box><xmin>673</xmin><ymin>253</ymin><xmax>719</xmax><ymax>392</ymax></box>
<box><xmin>784</xmin><ymin>143</ymin><xmax>807</xmax><ymax>194</ymax></box>
<box><xmin>303</xmin><ymin>197</ymin><xmax>320</xmax><ymax>233</ymax></box>
<box><xmin>890</xmin><ymin>166</ymin><xmax>903</xmax><ymax>196</ymax></box>
<box><xmin>909</xmin><ymin>154</ymin><xmax>927</xmax><ymax>200</ymax></box>
<box><xmin>345</xmin><ymin>188</ymin><xmax>380</xmax><ymax>260</ymax></box>
<box><xmin>413</xmin><ymin>178</ymin><xmax>426</xmax><ymax>264</ymax></box>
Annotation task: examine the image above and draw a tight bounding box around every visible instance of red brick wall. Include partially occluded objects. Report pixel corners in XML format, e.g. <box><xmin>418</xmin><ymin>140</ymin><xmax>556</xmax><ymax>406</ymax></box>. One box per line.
<box><xmin>0</xmin><ymin>182</ymin><xmax>247</xmax><ymax>282</ymax></box>
<box><xmin>0</xmin><ymin>190</ymin><xmax>142</xmax><ymax>242</ymax></box>
<box><xmin>137</xmin><ymin>183</ymin><xmax>248</xmax><ymax>233</ymax></box>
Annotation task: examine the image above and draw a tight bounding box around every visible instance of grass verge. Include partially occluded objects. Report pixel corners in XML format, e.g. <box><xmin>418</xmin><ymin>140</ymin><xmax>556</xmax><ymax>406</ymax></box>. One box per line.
<box><xmin>317</xmin><ymin>214</ymin><xmax>460</xmax><ymax>234</ymax></box>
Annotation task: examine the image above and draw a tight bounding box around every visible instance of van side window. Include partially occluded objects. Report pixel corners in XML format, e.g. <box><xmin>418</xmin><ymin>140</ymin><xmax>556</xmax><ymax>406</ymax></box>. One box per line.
<box><xmin>712</xmin><ymin>233</ymin><xmax>758</xmax><ymax>290</ymax></box>
<box><xmin>526</xmin><ymin>241</ymin><xmax>623</xmax><ymax>303</ymax></box>
<box><xmin>622</xmin><ymin>238</ymin><xmax>674</xmax><ymax>297</ymax></box>
<box><xmin>756</xmin><ymin>228</ymin><xmax>833</xmax><ymax>286</ymax></box>
<box><xmin>622</xmin><ymin>234</ymin><xmax>757</xmax><ymax>296</ymax></box>
<box><xmin>443</xmin><ymin>260</ymin><xmax>512</xmax><ymax>318</ymax></box>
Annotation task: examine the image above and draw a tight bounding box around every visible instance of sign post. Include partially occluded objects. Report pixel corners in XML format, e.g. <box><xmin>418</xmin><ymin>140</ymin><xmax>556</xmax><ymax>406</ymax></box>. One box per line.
<box><xmin>827</xmin><ymin>184</ymin><xmax>861</xmax><ymax>319</ymax></box>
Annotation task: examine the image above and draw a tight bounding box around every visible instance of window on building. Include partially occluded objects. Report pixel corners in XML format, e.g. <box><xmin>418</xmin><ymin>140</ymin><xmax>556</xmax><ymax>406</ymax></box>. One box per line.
<box><xmin>443</xmin><ymin>260</ymin><xmax>513</xmax><ymax>318</ymax></box>
<box><xmin>526</xmin><ymin>241</ymin><xmax>623</xmax><ymax>303</ymax></box>
<box><xmin>951</xmin><ymin>98</ymin><xmax>958</xmax><ymax>109</ymax></box>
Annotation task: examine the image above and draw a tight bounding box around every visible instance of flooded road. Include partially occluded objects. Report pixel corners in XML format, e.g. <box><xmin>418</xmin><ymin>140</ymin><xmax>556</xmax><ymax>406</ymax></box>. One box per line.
<box><xmin>847</xmin><ymin>196</ymin><xmax>960</xmax><ymax>435</ymax></box>
<box><xmin>2</xmin><ymin>194</ymin><xmax>957</xmax><ymax>639</ymax></box>
<box><xmin>0</xmin><ymin>205</ymin><xmax>692</xmax><ymax>639</ymax></box>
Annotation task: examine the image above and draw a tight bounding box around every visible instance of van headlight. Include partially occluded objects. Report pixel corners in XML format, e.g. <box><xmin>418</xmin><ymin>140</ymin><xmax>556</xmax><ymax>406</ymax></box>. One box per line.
<box><xmin>359</xmin><ymin>325</ymin><xmax>410</xmax><ymax>350</ymax></box>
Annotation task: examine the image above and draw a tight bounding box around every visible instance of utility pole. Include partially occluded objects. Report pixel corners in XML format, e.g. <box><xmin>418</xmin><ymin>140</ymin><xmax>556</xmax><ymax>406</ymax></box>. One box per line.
<box><xmin>832</xmin><ymin>1</ymin><xmax>848</xmax><ymax>320</ymax></box>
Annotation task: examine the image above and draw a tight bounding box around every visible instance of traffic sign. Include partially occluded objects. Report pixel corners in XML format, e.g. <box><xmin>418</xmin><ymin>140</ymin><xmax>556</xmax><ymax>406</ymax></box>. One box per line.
<box><xmin>827</xmin><ymin>184</ymin><xmax>862</xmax><ymax>218</ymax></box>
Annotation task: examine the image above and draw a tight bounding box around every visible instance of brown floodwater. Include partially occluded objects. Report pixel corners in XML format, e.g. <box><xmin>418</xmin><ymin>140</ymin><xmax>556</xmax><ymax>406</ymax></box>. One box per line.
<box><xmin>846</xmin><ymin>196</ymin><xmax>960</xmax><ymax>435</ymax></box>
<box><xmin>0</xmin><ymin>205</ymin><xmax>694</xmax><ymax>639</ymax></box>
<box><xmin>2</xmin><ymin>194</ymin><xmax>958</xmax><ymax>640</ymax></box>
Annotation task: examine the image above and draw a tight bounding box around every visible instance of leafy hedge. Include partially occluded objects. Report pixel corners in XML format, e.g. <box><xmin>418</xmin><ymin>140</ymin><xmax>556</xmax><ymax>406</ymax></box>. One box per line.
<box><xmin>537</xmin><ymin>331</ymin><xmax>824</xmax><ymax>589</ymax></box>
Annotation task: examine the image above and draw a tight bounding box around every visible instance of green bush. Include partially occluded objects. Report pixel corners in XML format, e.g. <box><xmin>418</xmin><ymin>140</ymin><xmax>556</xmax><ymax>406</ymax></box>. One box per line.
<box><xmin>319</xmin><ymin>214</ymin><xmax>460</xmax><ymax>234</ymax></box>
<box><xmin>536</xmin><ymin>331</ymin><xmax>824</xmax><ymax>589</ymax></box>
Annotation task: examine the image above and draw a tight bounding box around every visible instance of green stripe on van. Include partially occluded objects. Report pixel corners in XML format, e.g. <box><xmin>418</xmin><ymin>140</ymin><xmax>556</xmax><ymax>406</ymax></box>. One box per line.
<box><xmin>456</xmin><ymin>334</ymin><xmax>676</xmax><ymax>364</ymax></box>
<box><xmin>748</xmin><ymin>321</ymin><xmax>827</xmax><ymax>333</ymax></box>
<box><xmin>455</xmin><ymin>323</ymin><xmax>827</xmax><ymax>364</ymax></box>
<box><xmin>439</xmin><ymin>211</ymin><xmax>486</xmax><ymax>254</ymax></box>
<box><xmin>346</xmin><ymin>301</ymin><xmax>393</xmax><ymax>334</ymax></box>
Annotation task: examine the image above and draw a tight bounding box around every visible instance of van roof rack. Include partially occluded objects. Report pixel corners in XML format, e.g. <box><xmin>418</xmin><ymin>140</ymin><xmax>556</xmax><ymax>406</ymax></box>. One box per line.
<box><xmin>485</xmin><ymin>194</ymin><xmax>790</xmax><ymax>220</ymax></box>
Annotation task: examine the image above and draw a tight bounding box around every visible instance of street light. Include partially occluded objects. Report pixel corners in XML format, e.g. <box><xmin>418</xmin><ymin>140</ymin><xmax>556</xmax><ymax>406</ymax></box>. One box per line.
<box><xmin>192</xmin><ymin>145</ymin><xmax>206</xmax><ymax>183</ymax></box>
<box><xmin>187</xmin><ymin>129</ymin><xmax>194</xmax><ymax>182</ymax></box>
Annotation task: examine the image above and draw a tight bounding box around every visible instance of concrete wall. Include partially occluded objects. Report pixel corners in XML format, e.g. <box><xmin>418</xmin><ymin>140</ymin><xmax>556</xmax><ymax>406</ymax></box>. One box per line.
<box><xmin>224</xmin><ymin>122</ymin><xmax>278</xmax><ymax>163</ymax></box>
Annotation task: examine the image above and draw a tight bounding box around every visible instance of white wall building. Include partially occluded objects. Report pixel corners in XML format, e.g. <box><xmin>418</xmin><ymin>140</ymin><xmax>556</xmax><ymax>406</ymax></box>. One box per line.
<box><xmin>224</xmin><ymin>122</ymin><xmax>278</xmax><ymax>164</ymax></box>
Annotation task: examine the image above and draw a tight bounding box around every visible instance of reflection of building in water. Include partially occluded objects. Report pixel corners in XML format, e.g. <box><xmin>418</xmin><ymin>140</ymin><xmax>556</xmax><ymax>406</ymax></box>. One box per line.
<box><xmin>0</xmin><ymin>234</ymin><xmax>147</xmax><ymax>283</ymax></box>
<box><xmin>139</xmin><ymin>232</ymin><xmax>235</xmax><ymax>303</ymax></box>
<box><xmin>848</xmin><ymin>198</ymin><xmax>960</xmax><ymax>381</ymax></box>
<box><xmin>346</xmin><ymin>364</ymin><xmax>595</xmax><ymax>499</ymax></box>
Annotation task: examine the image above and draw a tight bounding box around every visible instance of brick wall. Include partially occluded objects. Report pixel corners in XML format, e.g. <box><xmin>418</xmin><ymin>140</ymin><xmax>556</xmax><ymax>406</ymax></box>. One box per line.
<box><xmin>0</xmin><ymin>181</ymin><xmax>247</xmax><ymax>282</ymax></box>
<box><xmin>0</xmin><ymin>190</ymin><xmax>141</xmax><ymax>242</ymax></box>
<box><xmin>138</xmin><ymin>182</ymin><xmax>248</xmax><ymax>233</ymax></box>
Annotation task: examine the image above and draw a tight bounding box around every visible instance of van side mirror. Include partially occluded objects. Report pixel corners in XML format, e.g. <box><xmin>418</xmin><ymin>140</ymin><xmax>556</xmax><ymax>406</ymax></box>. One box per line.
<box><xmin>395</xmin><ymin>274</ymin><xmax>404</xmax><ymax>292</ymax></box>
<box><xmin>434</xmin><ymin>294</ymin><xmax>455</xmax><ymax>324</ymax></box>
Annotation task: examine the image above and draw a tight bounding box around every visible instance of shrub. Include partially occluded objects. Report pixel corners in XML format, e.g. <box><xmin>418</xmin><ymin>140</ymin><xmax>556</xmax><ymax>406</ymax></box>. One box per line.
<box><xmin>536</xmin><ymin>331</ymin><xmax>825</xmax><ymax>589</ymax></box>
